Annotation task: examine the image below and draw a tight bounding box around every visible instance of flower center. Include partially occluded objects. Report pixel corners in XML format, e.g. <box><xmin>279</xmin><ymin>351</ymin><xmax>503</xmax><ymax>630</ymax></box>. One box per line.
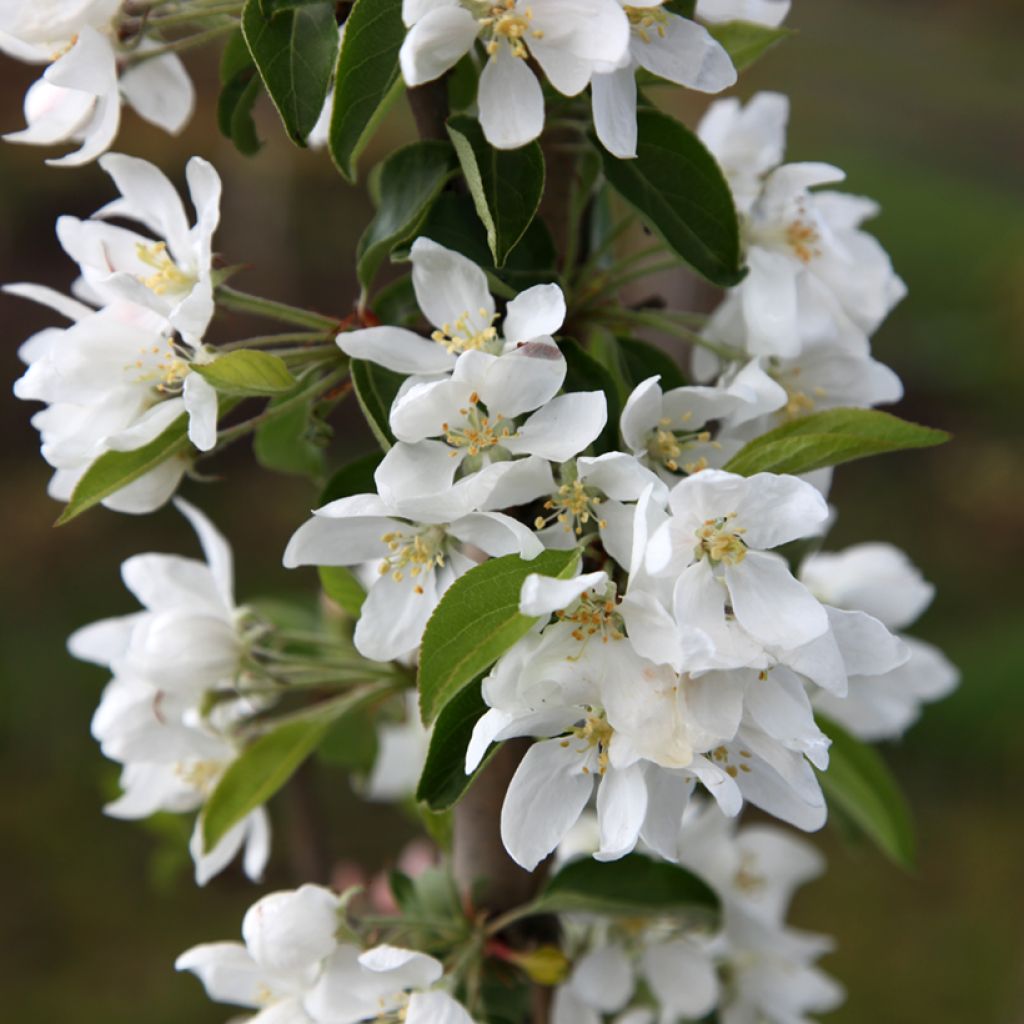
<box><xmin>556</xmin><ymin>591</ymin><xmax>624</xmax><ymax>645</ymax></box>
<box><xmin>126</xmin><ymin>335</ymin><xmax>194</xmax><ymax>394</ymax></box>
<box><xmin>477</xmin><ymin>1</ymin><xmax>544</xmax><ymax>59</ymax></box>
<box><xmin>431</xmin><ymin>308</ymin><xmax>500</xmax><ymax>355</ymax></box>
<box><xmin>625</xmin><ymin>3</ymin><xmax>668</xmax><ymax>43</ymax></box>
<box><xmin>173</xmin><ymin>759</ymin><xmax>223</xmax><ymax>795</ymax></box>
<box><xmin>784</xmin><ymin>211</ymin><xmax>822</xmax><ymax>264</ymax></box>
<box><xmin>442</xmin><ymin>393</ymin><xmax>517</xmax><ymax>457</ymax></box>
<box><xmin>695</xmin><ymin>514</ymin><xmax>747</xmax><ymax>566</ymax></box>
<box><xmin>566</xmin><ymin>712</ymin><xmax>613</xmax><ymax>774</ymax></box>
<box><xmin>711</xmin><ymin>744</ymin><xmax>753</xmax><ymax>779</ymax></box>
<box><xmin>534</xmin><ymin>479</ymin><xmax>607</xmax><ymax>536</ymax></box>
<box><xmin>378</xmin><ymin>527</ymin><xmax>447</xmax><ymax>592</ymax></box>
<box><xmin>135</xmin><ymin>241</ymin><xmax>195</xmax><ymax>296</ymax></box>
<box><xmin>646</xmin><ymin>416</ymin><xmax>721</xmax><ymax>474</ymax></box>
<box><xmin>733</xmin><ymin>850</ymin><xmax>767</xmax><ymax>894</ymax></box>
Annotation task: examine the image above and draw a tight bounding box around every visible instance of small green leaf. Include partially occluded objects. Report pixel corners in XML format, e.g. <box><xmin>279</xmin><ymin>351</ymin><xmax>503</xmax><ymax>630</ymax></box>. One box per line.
<box><xmin>818</xmin><ymin>716</ymin><xmax>916</xmax><ymax>868</ymax></box>
<box><xmin>319</xmin><ymin>565</ymin><xmax>366</xmax><ymax>617</ymax></box>
<box><xmin>418</xmin><ymin>549</ymin><xmax>580</xmax><ymax>724</ymax></box>
<box><xmin>254</xmin><ymin>397</ymin><xmax>327</xmax><ymax>478</ymax></box>
<box><xmin>349</xmin><ymin>358</ymin><xmax>405</xmax><ymax>450</ymax></box>
<box><xmin>202</xmin><ymin>687</ymin><xmax>384</xmax><ymax>851</ymax></box>
<box><xmin>416</xmin><ymin>681</ymin><xmax>494</xmax><ymax>811</ymax></box>
<box><xmin>329</xmin><ymin>0</ymin><xmax>405</xmax><ymax>181</ymax></box>
<box><xmin>356</xmin><ymin>140</ymin><xmax>458</xmax><ymax>291</ymax></box>
<box><xmin>218</xmin><ymin>29</ymin><xmax>262</xmax><ymax>155</ymax></box>
<box><xmin>194</xmin><ymin>350</ymin><xmax>298</xmax><ymax>396</ymax></box>
<box><xmin>57</xmin><ymin>414</ymin><xmax>191</xmax><ymax>525</ymax></box>
<box><xmin>241</xmin><ymin>0</ymin><xmax>340</xmax><ymax>145</ymax></box>
<box><xmin>723</xmin><ymin>408</ymin><xmax>951</xmax><ymax>477</ymax></box>
<box><xmin>446</xmin><ymin>115</ymin><xmax>545</xmax><ymax>268</ymax></box>
<box><xmin>534</xmin><ymin>853</ymin><xmax>719</xmax><ymax>918</ymax></box>
<box><xmin>706</xmin><ymin>20</ymin><xmax>793</xmax><ymax>71</ymax></box>
<box><xmin>597</xmin><ymin>108</ymin><xmax>744</xmax><ymax>287</ymax></box>
<box><xmin>317</xmin><ymin>706</ymin><xmax>378</xmax><ymax>770</ymax></box>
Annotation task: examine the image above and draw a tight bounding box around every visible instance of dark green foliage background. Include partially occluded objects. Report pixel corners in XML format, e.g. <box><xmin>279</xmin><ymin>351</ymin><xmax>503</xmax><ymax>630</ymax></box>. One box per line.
<box><xmin>0</xmin><ymin>1</ymin><xmax>1022</xmax><ymax>1020</ymax></box>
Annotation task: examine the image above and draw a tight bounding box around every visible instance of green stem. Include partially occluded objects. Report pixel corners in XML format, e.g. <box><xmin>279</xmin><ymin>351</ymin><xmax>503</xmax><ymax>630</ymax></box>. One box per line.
<box><xmin>608</xmin><ymin>308</ymin><xmax>741</xmax><ymax>362</ymax></box>
<box><xmin>123</xmin><ymin>21</ymin><xmax>236</xmax><ymax>62</ymax></box>
<box><xmin>147</xmin><ymin>2</ymin><xmax>241</xmax><ymax>27</ymax></box>
<box><xmin>217</xmin><ymin>285</ymin><xmax>340</xmax><ymax>331</ymax></box>
<box><xmin>211</xmin><ymin>366</ymin><xmax>348</xmax><ymax>450</ymax></box>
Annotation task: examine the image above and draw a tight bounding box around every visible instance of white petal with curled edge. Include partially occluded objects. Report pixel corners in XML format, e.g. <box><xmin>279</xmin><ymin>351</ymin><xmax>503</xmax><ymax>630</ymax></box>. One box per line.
<box><xmin>3</xmin><ymin>80</ymin><xmax>94</xmax><ymax>147</ymax></box>
<box><xmin>243</xmin><ymin>884</ymin><xmax>340</xmax><ymax>974</ymax></box>
<box><xmin>568</xmin><ymin>944</ymin><xmax>634</xmax><ymax>1012</ymax></box>
<box><xmin>100</xmin><ymin>455</ymin><xmax>188</xmax><ymax>515</ymax></box>
<box><xmin>46</xmin><ymin>88</ymin><xmax>120</xmax><ymax>167</ymax></box>
<box><xmin>634</xmin><ymin>14</ymin><xmax>736</xmax><ymax>93</ymax></box>
<box><xmin>741</xmin><ymin>247</ymin><xmax>800</xmax><ymax>358</ymax></box>
<box><xmin>67</xmin><ymin>613</ymin><xmax>140</xmax><ymax>666</ymax></box>
<box><xmin>120</xmin><ymin>50</ymin><xmax>195</xmax><ymax>134</ymax></box>
<box><xmin>191</xmin><ymin>812</ymin><xmax>248</xmax><ymax>886</ymax></box>
<box><xmin>390</xmin><ymin>377</ymin><xmax>476</xmax><ymax>443</ymax></box>
<box><xmin>519</xmin><ymin>571</ymin><xmax>607</xmax><ymax>617</ymax></box>
<box><xmin>595</xmin><ymin>763</ymin><xmax>647</xmax><ymax>862</ymax></box>
<box><xmin>243</xmin><ymin>807</ymin><xmax>272</xmax><ymax>883</ymax></box>
<box><xmin>591</xmin><ymin>64</ymin><xmax>637</xmax><ymax>159</ymax></box>
<box><xmin>726</xmin><ymin>551</ymin><xmax>828</xmax><ymax>649</ymax></box>
<box><xmin>355</xmin><ymin>569</ymin><xmax>439</xmax><ymax>663</ymax></box>
<box><xmin>504</xmin><ymin>392</ymin><xmax>607</xmax><ymax>462</ymax></box>
<box><xmin>503</xmin><ymin>284</ymin><xmax>566</xmax><ymax>344</ymax></box>
<box><xmin>399</xmin><ymin>4</ymin><xmax>478</xmax><ymax>86</ymax></box>
<box><xmin>480</xmin><ymin>342</ymin><xmax>566</xmax><ymax>419</ymax></box>
<box><xmin>3</xmin><ymin>282</ymin><xmax>93</xmax><ymax>323</ymax></box>
<box><xmin>639</xmin><ymin>764</ymin><xmax>692</xmax><ymax>860</ymax></box>
<box><xmin>174</xmin><ymin>942</ymin><xmax>266</xmax><ymax>1007</ymax></box>
<box><xmin>374</xmin><ymin>439</ymin><xmax>462</xmax><ymax>509</ymax></box>
<box><xmin>182</xmin><ymin>372</ymin><xmax>218</xmax><ymax>452</ymax></box>
<box><xmin>410</xmin><ymin>236</ymin><xmax>495</xmax><ymax>335</ymax></box>
<box><xmin>501</xmin><ymin>738</ymin><xmax>595</xmax><ymax>870</ymax></box>
<box><xmin>358</xmin><ymin>945</ymin><xmax>443</xmax><ymax>988</ymax></box>
<box><xmin>406</xmin><ymin>991</ymin><xmax>476</xmax><ymax>1024</ymax></box>
<box><xmin>731</xmin><ymin>471</ymin><xmax>829</xmax><ymax>550</ymax></box>
<box><xmin>578</xmin><ymin>452</ymin><xmax>668</xmax><ymax>503</ymax></box>
<box><xmin>338</xmin><ymin>325</ymin><xmax>457</xmax><ymax>375</ymax></box>
<box><xmin>173</xmin><ymin>497</ymin><xmax>235</xmax><ymax>608</ymax></box>
<box><xmin>44</xmin><ymin>26</ymin><xmax>116</xmax><ymax>95</ymax></box>
<box><xmin>642</xmin><ymin>939</ymin><xmax>719</xmax><ymax>1019</ymax></box>
<box><xmin>479</xmin><ymin>45</ymin><xmax>545</xmax><ymax>149</ymax></box>
<box><xmin>448</xmin><ymin>511</ymin><xmax>544</xmax><ymax>559</ymax></box>
<box><xmin>620</xmin><ymin>375</ymin><xmax>663</xmax><ymax>453</ymax></box>
<box><xmin>283</xmin><ymin>511</ymin><xmax>394</xmax><ymax>569</ymax></box>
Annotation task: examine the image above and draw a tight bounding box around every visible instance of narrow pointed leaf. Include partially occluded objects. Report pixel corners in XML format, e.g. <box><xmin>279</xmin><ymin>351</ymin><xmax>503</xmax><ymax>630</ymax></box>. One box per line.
<box><xmin>350</xmin><ymin>358</ymin><xmax>405</xmax><ymax>450</ymax></box>
<box><xmin>596</xmin><ymin>108</ymin><xmax>744</xmax><ymax>287</ymax></box>
<box><xmin>447</xmin><ymin>115</ymin><xmax>545</xmax><ymax>267</ymax></box>
<box><xmin>329</xmin><ymin>0</ymin><xmax>405</xmax><ymax>181</ymax></box>
<box><xmin>418</xmin><ymin>549</ymin><xmax>580</xmax><ymax>724</ymax></box>
<box><xmin>706</xmin><ymin>20</ymin><xmax>793</xmax><ymax>71</ymax></box>
<box><xmin>241</xmin><ymin>0</ymin><xmax>340</xmax><ymax>144</ymax></box>
<box><xmin>723</xmin><ymin>408</ymin><xmax>950</xmax><ymax>477</ymax></box>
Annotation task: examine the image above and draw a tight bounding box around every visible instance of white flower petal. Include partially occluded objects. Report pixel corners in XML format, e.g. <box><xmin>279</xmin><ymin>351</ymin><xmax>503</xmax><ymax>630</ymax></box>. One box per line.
<box><xmin>479</xmin><ymin>46</ymin><xmax>545</xmax><ymax>149</ymax></box>
<box><xmin>519</xmin><ymin>571</ymin><xmax>608</xmax><ymax>617</ymax></box>
<box><xmin>505</xmin><ymin>392</ymin><xmax>607</xmax><ymax>462</ymax></box>
<box><xmin>399</xmin><ymin>5</ymin><xmax>478</xmax><ymax>86</ymax></box>
<box><xmin>503</xmin><ymin>284</ymin><xmax>566</xmax><ymax>344</ymax></box>
<box><xmin>591</xmin><ymin>65</ymin><xmax>637</xmax><ymax>159</ymax></box>
<box><xmin>595</xmin><ymin>763</ymin><xmax>647</xmax><ymax>862</ymax></box>
<box><xmin>338</xmin><ymin>325</ymin><xmax>457</xmax><ymax>375</ymax></box>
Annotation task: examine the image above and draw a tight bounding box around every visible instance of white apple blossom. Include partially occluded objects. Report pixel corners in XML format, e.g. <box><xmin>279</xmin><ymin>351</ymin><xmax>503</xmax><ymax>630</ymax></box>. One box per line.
<box><xmin>591</xmin><ymin>1</ymin><xmax>736</xmax><ymax>159</ymax></box>
<box><xmin>69</xmin><ymin>498</ymin><xmax>270</xmax><ymax>884</ymax></box>
<box><xmin>399</xmin><ymin>0</ymin><xmax>630</xmax><ymax>149</ymax></box>
<box><xmin>284</xmin><ymin>491</ymin><xmax>543</xmax><ymax>662</ymax></box>
<box><xmin>0</xmin><ymin>2</ymin><xmax>193</xmax><ymax>166</ymax></box>
<box><xmin>695</xmin><ymin>0</ymin><xmax>791</xmax><ymax>28</ymax></box>
<box><xmin>801</xmin><ymin>543</ymin><xmax>958</xmax><ymax>740</ymax></box>
<box><xmin>340</xmin><ymin>237</ymin><xmax>567</xmax><ymax>376</ymax></box>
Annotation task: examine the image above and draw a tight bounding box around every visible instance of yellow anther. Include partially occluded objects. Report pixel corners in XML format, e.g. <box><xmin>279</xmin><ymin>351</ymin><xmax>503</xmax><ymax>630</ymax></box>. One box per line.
<box><xmin>572</xmin><ymin>714</ymin><xmax>614</xmax><ymax>775</ymax></box>
<box><xmin>442</xmin><ymin>398</ymin><xmax>515</xmax><ymax>456</ymax></box>
<box><xmin>555</xmin><ymin>590</ymin><xmax>624</xmax><ymax>646</ymax></box>
<box><xmin>535</xmin><ymin>479</ymin><xmax>606</xmax><ymax>536</ymax></box>
<box><xmin>135</xmin><ymin>241</ymin><xmax>194</xmax><ymax>295</ymax></box>
<box><xmin>624</xmin><ymin>3</ymin><xmax>668</xmax><ymax>43</ymax></box>
<box><xmin>377</xmin><ymin>528</ymin><xmax>446</xmax><ymax>587</ymax></box>
<box><xmin>695</xmin><ymin>514</ymin><xmax>747</xmax><ymax>565</ymax></box>
<box><xmin>430</xmin><ymin>308</ymin><xmax>500</xmax><ymax>354</ymax></box>
<box><xmin>785</xmin><ymin>213</ymin><xmax>822</xmax><ymax>264</ymax></box>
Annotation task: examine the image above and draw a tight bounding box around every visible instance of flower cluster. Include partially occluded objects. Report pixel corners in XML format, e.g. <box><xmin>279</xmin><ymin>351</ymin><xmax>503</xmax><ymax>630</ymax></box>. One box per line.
<box><xmin>11</xmin><ymin>153</ymin><xmax>221</xmax><ymax>512</ymax></box>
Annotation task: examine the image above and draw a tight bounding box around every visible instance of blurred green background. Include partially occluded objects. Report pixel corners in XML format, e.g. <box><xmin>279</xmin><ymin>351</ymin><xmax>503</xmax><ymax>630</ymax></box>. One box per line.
<box><xmin>1</xmin><ymin>0</ymin><xmax>1022</xmax><ymax>1020</ymax></box>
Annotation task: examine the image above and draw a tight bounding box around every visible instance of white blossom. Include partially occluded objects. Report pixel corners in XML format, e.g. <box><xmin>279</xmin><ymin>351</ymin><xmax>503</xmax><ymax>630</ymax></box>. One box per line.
<box><xmin>0</xmin><ymin>2</ymin><xmax>193</xmax><ymax>166</ymax></box>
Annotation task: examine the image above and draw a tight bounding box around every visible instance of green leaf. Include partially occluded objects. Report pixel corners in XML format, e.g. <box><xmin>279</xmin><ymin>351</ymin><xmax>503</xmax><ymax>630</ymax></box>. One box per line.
<box><xmin>416</xmin><ymin>681</ymin><xmax>494</xmax><ymax>810</ymax></box>
<box><xmin>722</xmin><ymin>408</ymin><xmax>951</xmax><ymax>477</ymax></box>
<box><xmin>418</xmin><ymin>549</ymin><xmax>580</xmax><ymax>724</ymax></box>
<box><xmin>317</xmin><ymin>706</ymin><xmax>378</xmax><ymax>770</ymax></box>
<box><xmin>534</xmin><ymin>853</ymin><xmax>719</xmax><ymax>918</ymax></box>
<box><xmin>706</xmin><ymin>20</ymin><xmax>793</xmax><ymax>71</ymax></box>
<box><xmin>412</xmin><ymin>191</ymin><xmax>558</xmax><ymax>293</ymax></box>
<box><xmin>329</xmin><ymin>0</ymin><xmax>405</xmax><ymax>181</ymax></box>
<box><xmin>202</xmin><ymin>687</ymin><xmax>383</xmax><ymax>851</ymax></box>
<box><xmin>597</xmin><ymin>108</ymin><xmax>744</xmax><ymax>287</ymax></box>
<box><xmin>241</xmin><ymin>0</ymin><xmax>340</xmax><ymax>145</ymax></box>
<box><xmin>57</xmin><ymin>414</ymin><xmax>191</xmax><ymax>525</ymax></box>
<box><xmin>254</xmin><ymin>396</ymin><xmax>328</xmax><ymax>478</ymax></box>
<box><xmin>319</xmin><ymin>451</ymin><xmax>382</xmax><ymax>504</ymax></box>
<box><xmin>356</xmin><ymin>140</ymin><xmax>458</xmax><ymax>291</ymax></box>
<box><xmin>218</xmin><ymin>29</ymin><xmax>262</xmax><ymax>155</ymax></box>
<box><xmin>446</xmin><ymin>115</ymin><xmax>545</xmax><ymax>268</ymax></box>
<box><xmin>561</xmin><ymin>339</ymin><xmax>621</xmax><ymax>452</ymax></box>
<box><xmin>818</xmin><ymin>716</ymin><xmax>915</xmax><ymax>868</ymax></box>
<box><xmin>618</xmin><ymin>336</ymin><xmax>688</xmax><ymax>390</ymax></box>
<box><xmin>193</xmin><ymin>350</ymin><xmax>298</xmax><ymax>396</ymax></box>
<box><xmin>319</xmin><ymin>565</ymin><xmax>366</xmax><ymax>617</ymax></box>
<box><xmin>349</xmin><ymin>358</ymin><xmax>405</xmax><ymax>450</ymax></box>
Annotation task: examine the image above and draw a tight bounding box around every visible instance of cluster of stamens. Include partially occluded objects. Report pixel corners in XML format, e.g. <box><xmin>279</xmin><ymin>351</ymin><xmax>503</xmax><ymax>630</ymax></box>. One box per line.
<box><xmin>695</xmin><ymin>513</ymin><xmax>748</xmax><ymax>566</ymax></box>
<box><xmin>784</xmin><ymin>202</ymin><xmax>823</xmax><ymax>264</ymax></box>
<box><xmin>733</xmin><ymin>850</ymin><xmax>767</xmax><ymax>894</ymax></box>
<box><xmin>647</xmin><ymin>414</ymin><xmax>720</xmax><ymax>474</ymax></box>
<box><xmin>135</xmin><ymin>240</ymin><xmax>194</xmax><ymax>295</ymax></box>
<box><xmin>562</xmin><ymin>712</ymin><xmax>613</xmax><ymax>775</ymax></box>
<box><xmin>126</xmin><ymin>335</ymin><xmax>193</xmax><ymax>393</ymax></box>
<box><xmin>430</xmin><ymin>308</ymin><xmax>500</xmax><ymax>354</ymax></box>
<box><xmin>555</xmin><ymin>591</ymin><xmax>624</xmax><ymax>644</ymax></box>
<box><xmin>711</xmin><ymin>744</ymin><xmax>753</xmax><ymax>779</ymax></box>
<box><xmin>624</xmin><ymin>3</ymin><xmax>668</xmax><ymax>43</ymax></box>
<box><xmin>772</xmin><ymin>364</ymin><xmax>827</xmax><ymax>420</ymax></box>
<box><xmin>378</xmin><ymin>528</ymin><xmax>446</xmax><ymax>594</ymax></box>
<box><xmin>442</xmin><ymin>394</ymin><xmax>515</xmax><ymax>457</ymax></box>
<box><xmin>173</xmin><ymin>759</ymin><xmax>223</xmax><ymax>795</ymax></box>
<box><xmin>478</xmin><ymin>1</ymin><xmax>543</xmax><ymax>59</ymax></box>
<box><xmin>534</xmin><ymin>479</ymin><xmax>607</xmax><ymax>536</ymax></box>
